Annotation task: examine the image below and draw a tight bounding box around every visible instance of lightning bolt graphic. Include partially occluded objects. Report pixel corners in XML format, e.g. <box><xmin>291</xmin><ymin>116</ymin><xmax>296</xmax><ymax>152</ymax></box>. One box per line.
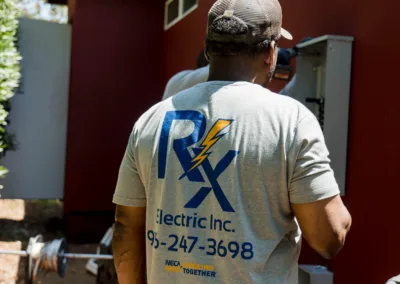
<box><xmin>188</xmin><ymin>119</ymin><xmax>233</xmax><ymax>173</ymax></box>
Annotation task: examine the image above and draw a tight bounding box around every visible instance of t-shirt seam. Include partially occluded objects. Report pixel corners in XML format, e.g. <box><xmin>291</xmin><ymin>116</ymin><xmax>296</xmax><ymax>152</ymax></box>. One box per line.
<box><xmin>113</xmin><ymin>194</ymin><xmax>146</xmax><ymax>201</ymax></box>
<box><xmin>287</xmin><ymin>113</ymin><xmax>316</xmax><ymax>190</ymax></box>
<box><xmin>290</xmin><ymin>113</ymin><xmax>315</xmax><ymax>154</ymax></box>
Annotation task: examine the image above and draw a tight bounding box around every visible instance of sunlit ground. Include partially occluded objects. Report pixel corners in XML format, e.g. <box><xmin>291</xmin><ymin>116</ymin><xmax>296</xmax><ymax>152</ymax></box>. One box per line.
<box><xmin>0</xmin><ymin>241</ymin><xmax>21</xmax><ymax>283</ymax></box>
<box><xmin>0</xmin><ymin>200</ymin><xmax>24</xmax><ymax>283</ymax></box>
<box><xmin>0</xmin><ymin>199</ymin><xmax>25</xmax><ymax>221</ymax></box>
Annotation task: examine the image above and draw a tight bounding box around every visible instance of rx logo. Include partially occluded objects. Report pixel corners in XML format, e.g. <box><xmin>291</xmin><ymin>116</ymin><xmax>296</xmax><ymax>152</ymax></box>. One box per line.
<box><xmin>158</xmin><ymin>111</ymin><xmax>239</xmax><ymax>213</ymax></box>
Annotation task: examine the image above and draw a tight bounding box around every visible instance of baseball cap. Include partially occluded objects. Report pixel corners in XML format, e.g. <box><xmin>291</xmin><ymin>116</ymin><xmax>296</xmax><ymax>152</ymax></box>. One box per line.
<box><xmin>207</xmin><ymin>0</ymin><xmax>293</xmax><ymax>45</ymax></box>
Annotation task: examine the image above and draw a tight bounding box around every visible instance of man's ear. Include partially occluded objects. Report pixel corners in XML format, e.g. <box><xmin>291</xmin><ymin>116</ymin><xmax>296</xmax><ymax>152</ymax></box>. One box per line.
<box><xmin>204</xmin><ymin>44</ymin><xmax>210</xmax><ymax>62</ymax></box>
<box><xmin>264</xmin><ymin>41</ymin><xmax>277</xmax><ymax>66</ymax></box>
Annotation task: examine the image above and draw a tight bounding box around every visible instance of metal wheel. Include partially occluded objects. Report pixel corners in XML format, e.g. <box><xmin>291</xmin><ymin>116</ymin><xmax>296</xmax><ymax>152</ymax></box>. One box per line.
<box><xmin>56</xmin><ymin>238</ymin><xmax>68</xmax><ymax>278</ymax></box>
<box><xmin>36</xmin><ymin>238</ymin><xmax>69</xmax><ymax>279</ymax></box>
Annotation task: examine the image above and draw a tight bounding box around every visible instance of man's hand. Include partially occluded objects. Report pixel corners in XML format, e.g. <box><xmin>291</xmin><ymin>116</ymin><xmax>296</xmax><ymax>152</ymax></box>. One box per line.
<box><xmin>112</xmin><ymin>205</ymin><xmax>146</xmax><ymax>284</ymax></box>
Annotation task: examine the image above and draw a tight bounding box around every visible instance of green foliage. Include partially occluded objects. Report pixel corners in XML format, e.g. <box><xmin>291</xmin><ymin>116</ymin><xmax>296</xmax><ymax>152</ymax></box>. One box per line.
<box><xmin>0</xmin><ymin>0</ymin><xmax>22</xmax><ymax>179</ymax></box>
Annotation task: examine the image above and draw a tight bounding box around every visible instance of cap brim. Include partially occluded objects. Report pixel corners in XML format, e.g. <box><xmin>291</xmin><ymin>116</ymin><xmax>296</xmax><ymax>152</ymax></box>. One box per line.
<box><xmin>281</xmin><ymin>27</ymin><xmax>293</xmax><ymax>40</ymax></box>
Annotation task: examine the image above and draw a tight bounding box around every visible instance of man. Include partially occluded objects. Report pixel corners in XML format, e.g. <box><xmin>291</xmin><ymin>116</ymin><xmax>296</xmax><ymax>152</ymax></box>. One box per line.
<box><xmin>387</xmin><ymin>275</ymin><xmax>400</xmax><ymax>284</ymax></box>
<box><xmin>162</xmin><ymin>50</ymin><xmax>210</xmax><ymax>100</ymax></box>
<box><xmin>112</xmin><ymin>0</ymin><xmax>352</xmax><ymax>283</ymax></box>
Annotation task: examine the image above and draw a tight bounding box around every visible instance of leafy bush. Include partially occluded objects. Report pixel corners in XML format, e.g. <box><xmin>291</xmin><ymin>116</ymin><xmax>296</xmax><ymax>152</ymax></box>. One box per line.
<box><xmin>0</xmin><ymin>0</ymin><xmax>22</xmax><ymax>180</ymax></box>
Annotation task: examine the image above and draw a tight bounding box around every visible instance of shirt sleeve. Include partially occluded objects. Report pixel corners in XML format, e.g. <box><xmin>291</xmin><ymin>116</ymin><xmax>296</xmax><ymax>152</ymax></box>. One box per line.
<box><xmin>279</xmin><ymin>74</ymin><xmax>296</xmax><ymax>97</ymax></box>
<box><xmin>112</xmin><ymin>130</ymin><xmax>146</xmax><ymax>207</ymax></box>
<box><xmin>289</xmin><ymin>114</ymin><xmax>340</xmax><ymax>204</ymax></box>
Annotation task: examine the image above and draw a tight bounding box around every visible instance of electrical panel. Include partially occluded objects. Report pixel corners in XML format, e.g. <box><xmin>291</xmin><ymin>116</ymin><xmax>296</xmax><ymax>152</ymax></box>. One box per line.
<box><xmin>292</xmin><ymin>35</ymin><xmax>354</xmax><ymax>195</ymax></box>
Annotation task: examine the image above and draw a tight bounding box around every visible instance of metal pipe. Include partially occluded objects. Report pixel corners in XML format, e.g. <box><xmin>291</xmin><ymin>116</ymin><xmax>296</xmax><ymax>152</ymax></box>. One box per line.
<box><xmin>62</xmin><ymin>253</ymin><xmax>113</xmax><ymax>260</ymax></box>
<box><xmin>0</xmin><ymin>249</ymin><xmax>28</xmax><ymax>256</ymax></box>
<box><xmin>0</xmin><ymin>250</ymin><xmax>113</xmax><ymax>260</ymax></box>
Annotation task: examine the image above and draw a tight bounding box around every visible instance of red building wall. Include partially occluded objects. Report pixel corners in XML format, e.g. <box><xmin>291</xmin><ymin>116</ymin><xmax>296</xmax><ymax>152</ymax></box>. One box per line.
<box><xmin>64</xmin><ymin>0</ymin><xmax>164</xmax><ymax>242</ymax></box>
<box><xmin>163</xmin><ymin>0</ymin><xmax>400</xmax><ymax>283</ymax></box>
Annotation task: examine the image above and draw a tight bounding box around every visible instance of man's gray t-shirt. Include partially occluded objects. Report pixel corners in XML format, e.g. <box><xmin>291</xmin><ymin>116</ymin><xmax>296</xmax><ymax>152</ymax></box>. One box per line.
<box><xmin>113</xmin><ymin>81</ymin><xmax>339</xmax><ymax>284</ymax></box>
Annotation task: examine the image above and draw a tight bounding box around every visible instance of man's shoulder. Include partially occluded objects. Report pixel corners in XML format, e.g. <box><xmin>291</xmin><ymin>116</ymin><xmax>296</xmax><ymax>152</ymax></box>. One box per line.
<box><xmin>134</xmin><ymin>100</ymin><xmax>167</xmax><ymax>132</ymax></box>
<box><xmin>169</xmin><ymin>69</ymin><xmax>192</xmax><ymax>83</ymax></box>
<box><xmin>244</xmin><ymin>83</ymin><xmax>303</xmax><ymax>106</ymax></box>
<box><xmin>386</xmin><ymin>275</ymin><xmax>400</xmax><ymax>284</ymax></box>
<box><xmin>162</xmin><ymin>70</ymin><xmax>193</xmax><ymax>100</ymax></box>
<box><xmin>162</xmin><ymin>66</ymin><xmax>209</xmax><ymax>100</ymax></box>
<box><xmin>269</xmin><ymin>92</ymin><xmax>314</xmax><ymax>122</ymax></box>
<box><xmin>265</xmin><ymin>85</ymin><xmax>310</xmax><ymax>109</ymax></box>
<box><xmin>233</xmin><ymin>83</ymin><xmax>313</xmax><ymax>122</ymax></box>
<box><xmin>187</xmin><ymin>65</ymin><xmax>209</xmax><ymax>81</ymax></box>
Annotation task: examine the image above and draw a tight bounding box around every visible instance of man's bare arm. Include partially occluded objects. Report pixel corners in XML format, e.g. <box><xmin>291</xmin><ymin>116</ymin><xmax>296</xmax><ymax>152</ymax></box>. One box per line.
<box><xmin>112</xmin><ymin>205</ymin><xmax>146</xmax><ymax>284</ymax></box>
<box><xmin>291</xmin><ymin>195</ymin><xmax>352</xmax><ymax>259</ymax></box>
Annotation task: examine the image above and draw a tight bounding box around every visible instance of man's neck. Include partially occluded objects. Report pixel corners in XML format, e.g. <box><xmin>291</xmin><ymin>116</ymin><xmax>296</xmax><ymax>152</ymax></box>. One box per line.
<box><xmin>207</xmin><ymin>58</ymin><xmax>257</xmax><ymax>83</ymax></box>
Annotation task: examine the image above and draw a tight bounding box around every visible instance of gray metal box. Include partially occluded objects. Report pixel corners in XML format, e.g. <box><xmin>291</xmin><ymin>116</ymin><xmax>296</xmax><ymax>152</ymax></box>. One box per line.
<box><xmin>299</xmin><ymin>265</ymin><xmax>334</xmax><ymax>284</ymax></box>
<box><xmin>292</xmin><ymin>35</ymin><xmax>354</xmax><ymax>195</ymax></box>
